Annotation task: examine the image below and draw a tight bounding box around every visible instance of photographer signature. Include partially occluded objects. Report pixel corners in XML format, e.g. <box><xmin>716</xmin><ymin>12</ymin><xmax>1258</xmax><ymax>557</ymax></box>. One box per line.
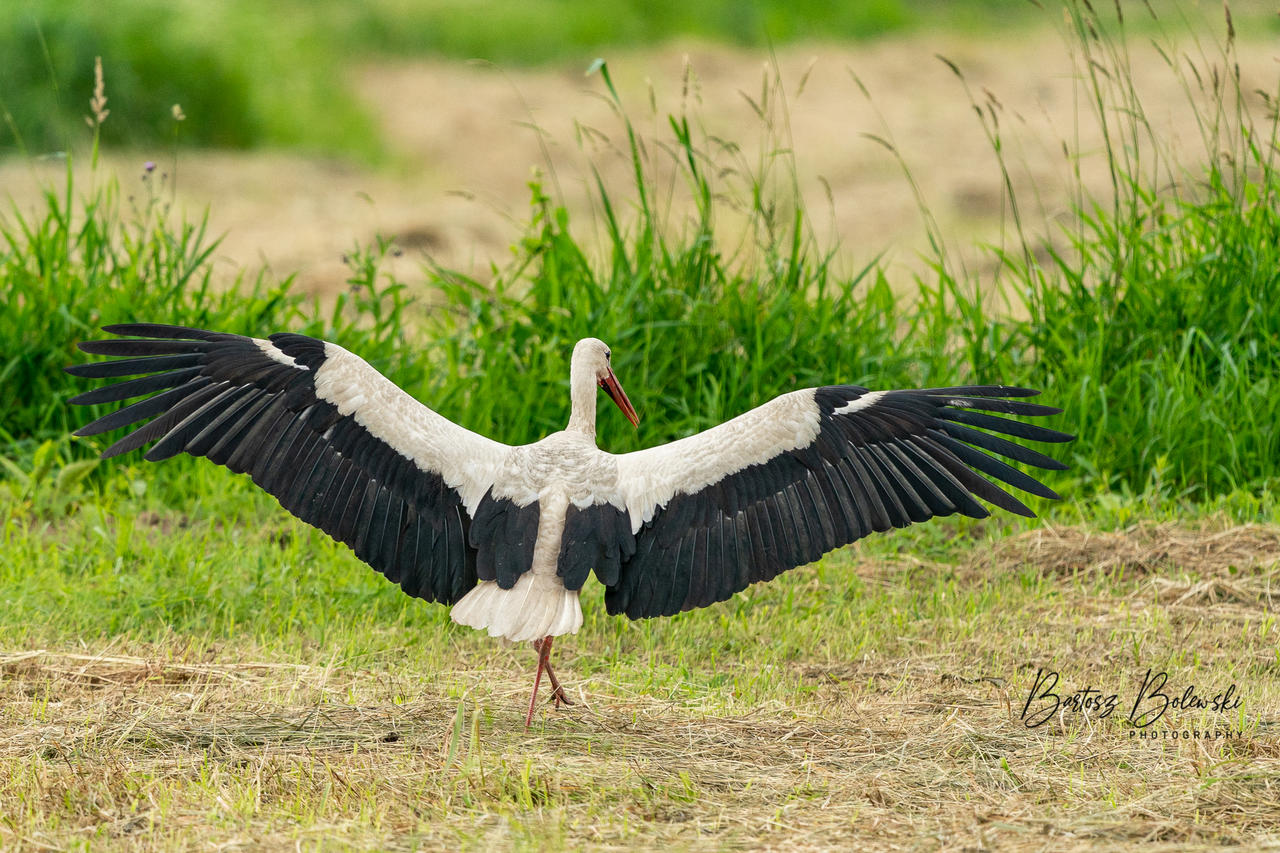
<box><xmin>1020</xmin><ymin>668</ymin><xmax>1242</xmax><ymax>728</ymax></box>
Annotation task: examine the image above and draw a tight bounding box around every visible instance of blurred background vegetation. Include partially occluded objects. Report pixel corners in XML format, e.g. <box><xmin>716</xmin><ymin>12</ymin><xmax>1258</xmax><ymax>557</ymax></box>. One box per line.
<box><xmin>2</xmin><ymin>0</ymin><xmax>979</xmax><ymax>157</ymax></box>
<box><xmin>2</xmin><ymin>0</ymin><xmax>1279</xmax><ymax>513</ymax></box>
<box><xmin>7</xmin><ymin>0</ymin><xmax>1276</xmax><ymax>158</ymax></box>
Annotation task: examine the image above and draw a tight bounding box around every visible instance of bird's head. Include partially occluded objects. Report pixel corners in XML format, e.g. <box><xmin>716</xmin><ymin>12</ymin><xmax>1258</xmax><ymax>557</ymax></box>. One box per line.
<box><xmin>573</xmin><ymin>337</ymin><xmax>639</xmax><ymax>427</ymax></box>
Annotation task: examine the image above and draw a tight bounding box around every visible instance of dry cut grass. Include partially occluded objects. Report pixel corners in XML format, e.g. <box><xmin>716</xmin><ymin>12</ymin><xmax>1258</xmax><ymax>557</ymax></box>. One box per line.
<box><xmin>1</xmin><ymin>521</ymin><xmax>1278</xmax><ymax>851</ymax></box>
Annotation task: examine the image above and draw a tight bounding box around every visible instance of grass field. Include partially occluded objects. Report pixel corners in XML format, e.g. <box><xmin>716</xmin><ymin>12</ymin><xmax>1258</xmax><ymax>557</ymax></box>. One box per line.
<box><xmin>3</xmin><ymin>1</ymin><xmax>1280</xmax><ymax>849</ymax></box>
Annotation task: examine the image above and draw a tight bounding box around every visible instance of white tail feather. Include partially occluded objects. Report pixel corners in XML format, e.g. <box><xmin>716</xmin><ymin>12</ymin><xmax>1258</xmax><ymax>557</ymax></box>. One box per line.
<box><xmin>451</xmin><ymin>573</ymin><xmax>583</xmax><ymax>643</ymax></box>
<box><xmin>514</xmin><ymin>583</ymin><xmax>554</xmax><ymax>641</ymax></box>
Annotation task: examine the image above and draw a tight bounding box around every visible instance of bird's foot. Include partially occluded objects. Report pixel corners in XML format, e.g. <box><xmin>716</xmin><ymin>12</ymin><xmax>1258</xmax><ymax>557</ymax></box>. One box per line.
<box><xmin>530</xmin><ymin>636</ymin><xmax>574</xmax><ymax>713</ymax></box>
<box><xmin>545</xmin><ymin>663</ymin><xmax>574</xmax><ymax>708</ymax></box>
<box><xmin>525</xmin><ymin>635</ymin><xmax>556</xmax><ymax>727</ymax></box>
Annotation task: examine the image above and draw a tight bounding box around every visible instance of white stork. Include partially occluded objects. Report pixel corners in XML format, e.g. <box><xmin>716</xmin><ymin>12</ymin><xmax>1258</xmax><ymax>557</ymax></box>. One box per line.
<box><xmin>68</xmin><ymin>325</ymin><xmax>1071</xmax><ymax>725</ymax></box>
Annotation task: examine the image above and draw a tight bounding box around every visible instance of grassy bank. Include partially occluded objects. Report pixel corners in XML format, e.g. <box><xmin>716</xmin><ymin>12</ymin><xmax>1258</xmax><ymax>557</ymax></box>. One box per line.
<box><xmin>7</xmin><ymin>5</ymin><xmax>1280</xmax><ymax>501</ymax></box>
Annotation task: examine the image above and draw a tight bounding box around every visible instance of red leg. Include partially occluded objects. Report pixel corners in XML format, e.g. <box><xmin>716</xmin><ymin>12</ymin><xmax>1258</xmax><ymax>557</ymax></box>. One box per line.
<box><xmin>541</xmin><ymin>637</ymin><xmax>574</xmax><ymax>708</ymax></box>
<box><xmin>526</xmin><ymin>636</ymin><xmax>574</xmax><ymax>725</ymax></box>
<box><xmin>525</xmin><ymin>637</ymin><xmax>550</xmax><ymax>728</ymax></box>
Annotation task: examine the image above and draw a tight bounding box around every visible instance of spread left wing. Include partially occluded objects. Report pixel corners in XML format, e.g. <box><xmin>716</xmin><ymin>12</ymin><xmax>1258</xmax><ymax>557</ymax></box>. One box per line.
<box><xmin>67</xmin><ymin>324</ymin><xmax>510</xmax><ymax>605</ymax></box>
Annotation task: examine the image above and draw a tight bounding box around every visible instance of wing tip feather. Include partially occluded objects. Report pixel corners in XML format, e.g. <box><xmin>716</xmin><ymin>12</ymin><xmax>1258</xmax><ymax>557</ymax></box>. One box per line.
<box><xmin>100</xmin><ymin>323</ymin><xmax>214</xmax><ymax>340</ymax></box>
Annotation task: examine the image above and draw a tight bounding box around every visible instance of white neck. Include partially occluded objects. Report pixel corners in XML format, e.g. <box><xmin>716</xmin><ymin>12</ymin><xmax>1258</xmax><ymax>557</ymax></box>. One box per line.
<box><xmin>565</xmin><ymin>357</ymin><xmax>597</xmax><ymax>436</ymax></box>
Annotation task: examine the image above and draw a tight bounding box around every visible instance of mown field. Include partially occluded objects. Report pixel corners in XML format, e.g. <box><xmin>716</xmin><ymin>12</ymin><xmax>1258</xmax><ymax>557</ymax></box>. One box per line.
<box><xmin>1</xmin><ymin>510</ymin><xmax>1277</xmax><ymax>849</ymax></box>
<box><xmin>2</xmin><ymin>2</ymin><xmax>1280</xmax><ymax>849</ymax></box>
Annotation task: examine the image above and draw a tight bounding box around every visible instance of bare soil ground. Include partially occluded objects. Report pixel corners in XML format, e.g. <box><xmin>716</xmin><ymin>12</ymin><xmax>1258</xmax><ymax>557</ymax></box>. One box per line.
<box><xmin>1</xmin><ymin>521</ymin><xmax>1277</xmax><ymax>850</ymax></box>
<box><xmin>3</xmin><ymin>28</ymin><xmax>1277</xmax><ymax>296</ymax></box>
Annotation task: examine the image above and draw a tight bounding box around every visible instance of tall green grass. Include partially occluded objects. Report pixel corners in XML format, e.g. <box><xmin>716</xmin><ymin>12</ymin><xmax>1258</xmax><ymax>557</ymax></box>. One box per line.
<box><xmin>3</xmin><ymin>2</ymin><xmax>1279</xmax><ymax>509</ymax></box>
<box><xmin>1</xmin><ymin>167</ymin><xmax>285</xmax><ymax>446</ymax></box>
<box><xmin>931</xmin><ymin>2</ymin><xmax>1280</xmax><ymax>498</ymax></box>
<box><xmin>0</xmin><ymin>170</ymin><xmax>431</xmax><ymax>505</ymax></box>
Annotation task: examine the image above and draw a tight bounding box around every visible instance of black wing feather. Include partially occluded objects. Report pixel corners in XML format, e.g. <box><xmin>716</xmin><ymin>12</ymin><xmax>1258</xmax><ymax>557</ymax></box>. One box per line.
<box><xmin>67</xmin><ymin>325</ymin><xmax>481</xmax><ymax>605</ymax></box>
<box><xmin>65</xmin><ymin>353</ymin><xmax>204</xmax><ymax>379</ymax></box>
<box><xmin>608</xmin><ymin>386</ymin><xmax>1073</xmax><ymax>618</ymax></box>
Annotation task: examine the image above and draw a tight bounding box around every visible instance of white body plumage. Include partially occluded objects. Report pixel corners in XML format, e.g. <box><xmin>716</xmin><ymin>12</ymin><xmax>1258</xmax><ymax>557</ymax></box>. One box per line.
<box><xmin>451</xmin><ymin>431</ymin><xmax>624</xmax><ymax>642</ymax></box>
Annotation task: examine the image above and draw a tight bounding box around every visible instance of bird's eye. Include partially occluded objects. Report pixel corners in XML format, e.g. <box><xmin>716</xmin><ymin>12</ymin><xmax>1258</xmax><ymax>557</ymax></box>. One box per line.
<box><xmin>605</xmin><ymin>350</ymin><xmax>611</xmax><ymax>361</ymax></box>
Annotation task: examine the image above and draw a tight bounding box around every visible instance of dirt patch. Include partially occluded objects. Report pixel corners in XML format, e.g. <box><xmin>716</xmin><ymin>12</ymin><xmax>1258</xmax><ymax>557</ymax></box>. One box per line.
<box><xmin>354</xmin><ymin>30</ymin><xmax>1279</xmax><ymax>289</ymax></box>
<box><xmin>4</xmin><ymin>29</ymin><xmax>1277</xmax><ymax>298</ymax></box>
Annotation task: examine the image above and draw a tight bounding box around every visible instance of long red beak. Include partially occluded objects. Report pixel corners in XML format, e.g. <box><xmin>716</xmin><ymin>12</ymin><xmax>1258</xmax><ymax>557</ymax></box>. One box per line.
<box><xmin>599</xmin><ymin>369</ymin><xmax>639</xmax><ymax>427</ymax></box>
